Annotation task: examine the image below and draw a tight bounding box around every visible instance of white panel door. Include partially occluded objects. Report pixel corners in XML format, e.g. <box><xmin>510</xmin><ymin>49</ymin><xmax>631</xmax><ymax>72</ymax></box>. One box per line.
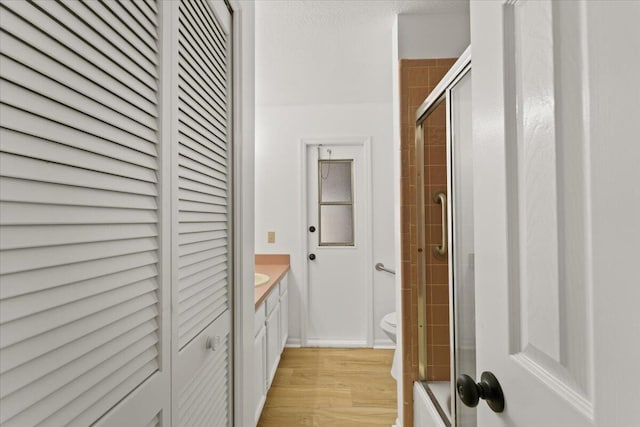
<box><xmin>0</xmin><ymin>0</ymin><xmax>170</xmax><ymax>425</ymax></box>
<box><xmin>305</xmin><ymin>143</ymin><xmax>371</xmax><ymax>346</ymax></box>
<box><xmin>470</xmin><ymin>1</ymin><xmax>640</xmax><ymax>426</ymax></box>
<box><xmin>170</xmin><ymin>1</ymin><xmax>234</xmax><ymax>426</ymax></box>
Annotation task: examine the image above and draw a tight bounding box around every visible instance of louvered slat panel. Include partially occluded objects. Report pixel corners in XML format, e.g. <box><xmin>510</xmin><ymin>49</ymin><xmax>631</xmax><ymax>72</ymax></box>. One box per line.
<box><xmin>0</xmin><ymin>31</ymin><xmax>157</xmax><ymax>130</ymax></box>
<box><xmin>0</xmin><ymin>153</ymin><xmax>158</xmax><ymax>195</ymax></box>
<box><xmin>176</xmin><ymin>28</ymin><xmax>227</xmax><ymax>105</ymax></box>
<box><xmin>0</xmin><ymin>0</ymin><xmax>161</xmax><ymax>425</ymax></box>
<box><xmin>81</xmin><ymin>0</ymin><xmax>158</xmax><ymax>66</ymax></box>
<box><xmin>179</xmin><ymin>221</ymin><xmax>228</xmax><ymax>234</ymax></box>
<box><xmin>1</xmin><ymin>129</ymin><xmax>158</xmax><ymax>181</ymax></box>
<box><xmin>132</xmin><ymin>0</ymin><xmax>157</xmax><ymax>31</ymax></box>
<box><xmin>182</xmin><ymin>0</ymin><xmax>227</xmax><ymax>74</ymax></box>
<box><xmin>61</xmin><ymin>1</ymin><xmax>158</xmax><ymax>79</ymax></box>
<box><xmin>0</xmin><ymin>107</ymin><xmax>157</xmax><ymax>169</ymax></box>
<box><xmin>179</xmin><ymin>187</ymin><xmax>228</xmax><ymax>207</ymax></box>
<box><xmin>1</xmin><ymin>56</ymin><xmax>157</xmax><ymax>143</ymax></box>
<box><xmin>178</xmin><ymin>126</ymin><xmax>228</xmax><ymax>160</ymax></box>
<box><xmin>0</xmin><ymin>80</ymin><xmax>157</xmax><ymax>156</ymax></box>
<box><xmin>1</xmin><ymin>303</ymin><xmax>158</xmax><ymax>375</ymax></box>
<box><xmin>0</xmin><ymin>252</ymin><xmax>158</xmax><ymax>299</ymax></box>
<box><xmin>1</xmin><ymin>1</ymin><xmax>157</xmax><ymax>104</ymax></box>
<box><xmin>177</xmin><ymin>128</ymin><xmax>228</xmax><ymax>173</ymax></box>
<box><xmin>0</xmin><ymin>223</ymin><xmax>158</xmax><ymax>250</ymax></box>
<box><xmin>100</xmin><ymin>0</ymin><xmax>158</xmax><ymax>49</ymax></box>
<box><xmin>178</xmin><ymin>253</ymin><xmax>227</xmax><ymax>281</ymax></box>
<box><xmin>177</xmin><ymin>12</ymin><xmax>227</xmax><ymax>92</ymax></box>
<box><xmin>176</xmin><ymin>0</ymin><xmax>230</xmax><ymax>350</ymax></box>
<box><xmin>178</xmin><ymin>335</ymin><xmax>230</xmax><ymax>427</ymax></box>
<box><xmin>34</xmin><ymin>1</ymin><xmax>158</xmax><ymax>88</ymax></box>
<box><xmin>0</xmin><ymin>178</ymin><xmax>157</xmax><ymax>211</ymax></box>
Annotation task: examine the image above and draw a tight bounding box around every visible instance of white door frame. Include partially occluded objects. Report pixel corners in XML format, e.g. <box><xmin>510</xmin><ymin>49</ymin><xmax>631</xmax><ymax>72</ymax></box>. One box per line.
<box><xmin>227</xmin><ymin>1</ymin><xmax>256</xmax><ymax>427</ymax></box>
<box><xmin>300</xmin><ymin>137</ymin><xmax>374</xmax><ymax>347</ymax></box>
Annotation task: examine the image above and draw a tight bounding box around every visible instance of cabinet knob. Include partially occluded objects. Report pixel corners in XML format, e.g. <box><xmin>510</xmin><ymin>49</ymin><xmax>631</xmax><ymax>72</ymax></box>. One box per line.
<box><xmin>309</xmin><ymin>226</ymin><xmax>316</xmax><ymax>232</ymax></box>
<box><xmin>308</xmin><ymin>253</ymin><xmax>316</xmax><ymax>261</ymax></box>
<box><xmin>206</xmin><ymin>336</ymin><xmax>221</xmax><ymax>352</ymax></box>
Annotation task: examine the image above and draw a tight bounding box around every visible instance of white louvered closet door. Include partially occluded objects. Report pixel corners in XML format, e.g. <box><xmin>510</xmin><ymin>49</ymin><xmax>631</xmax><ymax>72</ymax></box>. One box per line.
<box><xmin>170</xmin><ymin>1</ymin><xmax>233</xmax><ymax>426</ymax></box>
<box><xmin>0</xmin><ymin>1</ymin><xmax>170</xmax><ymax>426</ymax></box>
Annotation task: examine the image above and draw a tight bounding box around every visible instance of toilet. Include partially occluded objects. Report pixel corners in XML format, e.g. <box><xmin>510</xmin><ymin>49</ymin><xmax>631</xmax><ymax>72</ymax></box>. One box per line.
<box><xmin>380</xmin><ymin>312</ymin><xmax>397</xmax><ymax>343</ymax></box>
<box><xmin>380</xmin><ymin>312</ymin><xmax>400</xmax><ymax>380</ymax></box>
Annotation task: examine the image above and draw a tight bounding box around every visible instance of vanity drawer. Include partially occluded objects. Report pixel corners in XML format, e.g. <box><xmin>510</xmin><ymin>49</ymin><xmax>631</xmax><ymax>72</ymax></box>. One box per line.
<box><xmin>265</xmin><ymin>283</ymin><xmax>280</xmax><ymax>315</ymax></box>
<box><xmin>254</xmin><ymin>302</ymin><xmax>266</xmax><ymax>335</ymax></box>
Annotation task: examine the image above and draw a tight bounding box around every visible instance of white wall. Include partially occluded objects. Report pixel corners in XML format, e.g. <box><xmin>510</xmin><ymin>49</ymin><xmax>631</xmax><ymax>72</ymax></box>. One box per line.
<box><xmin>255</xmin><ymin>103</ymin><xmax>396</xmax><ymax>346</ymax></box>
<box><xmin>253</xmin><ymin>0</ymin><xmax>470</xmax><ymax>381</ymax></box>
<box><xmin>398</xmin><ymin>13</ymin><xmax>470</xmax><ymax>59</ymax></box>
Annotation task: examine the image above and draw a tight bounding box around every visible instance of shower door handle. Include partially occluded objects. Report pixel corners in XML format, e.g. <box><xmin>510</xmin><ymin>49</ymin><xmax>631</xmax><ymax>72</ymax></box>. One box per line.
<box><xmin>433</xmin><ymin>192</ymin><xmax>447</xmax><ymax>257</ymax></box>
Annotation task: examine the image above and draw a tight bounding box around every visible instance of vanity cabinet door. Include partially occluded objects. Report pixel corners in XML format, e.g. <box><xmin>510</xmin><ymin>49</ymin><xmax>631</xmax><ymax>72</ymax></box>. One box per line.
<box><xmin>253</xmin><ymin>325</ymin><xmax>266</xmax><ymax>424</ymax></box>
<box><xmin>265</xmin><ymin>302</ymin><xmax>281</xmax><ymax>388</ymax></box>
<box><xmin>279</xmin><ymin>289</ymin><xmax>289</xmax><ymax>352</ymax></box>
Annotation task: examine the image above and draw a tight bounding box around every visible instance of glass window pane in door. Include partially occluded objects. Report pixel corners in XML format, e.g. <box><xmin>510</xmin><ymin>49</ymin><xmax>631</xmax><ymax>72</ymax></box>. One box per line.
<box><xmin>320</xmin><ymin>160</ymin><xmax>353</xmax><ymax>203</ymax></box>
<box><xmin>319</xmin><ymin>205</ymin><xmax>354</xmax><ymax>245</ymax></box>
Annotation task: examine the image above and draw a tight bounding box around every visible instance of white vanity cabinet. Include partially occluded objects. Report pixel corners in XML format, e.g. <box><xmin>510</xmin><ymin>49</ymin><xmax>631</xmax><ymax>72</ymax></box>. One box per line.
<box><xmin>265</xmin><ymin>296</ymin><xmax>281</xmax><ymax>388</ymax></box>
<box><xmin>279</xmin><ymin>276</ymin><xmax>289</xmax><ymax>352</ymax></box>
<box><xmin>253</xmin><ymin>303</ymin><xmax>267</xmax><ymax>424</ymax></box>
<box><xmin>253</xmin><ymin>272</ymin><xmax>288</xmax><ymax>425</ymax></box>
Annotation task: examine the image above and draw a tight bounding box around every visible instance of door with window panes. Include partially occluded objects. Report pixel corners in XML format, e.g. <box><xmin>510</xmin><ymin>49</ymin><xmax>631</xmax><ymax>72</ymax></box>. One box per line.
<box><xmin>305</xmin><ymin>144</ymin><xmax>369</xmax><ymax>346</ymax></box>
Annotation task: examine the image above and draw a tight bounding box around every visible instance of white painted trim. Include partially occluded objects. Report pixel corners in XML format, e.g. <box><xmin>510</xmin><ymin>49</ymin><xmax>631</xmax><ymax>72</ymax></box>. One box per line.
<box><xmin>391</xmin><ymin>16</ymin><xmax>404</xmax><ymax>427</ymax></box>
<box><xmin>306</xmin><ymin>339</ymin><xmax>369</xmax><ymax>348</ymax></box>
<box><xmin>285</xmin><ymin>338</ymin><xmax>302</xmax><ymax>348</ymax></box>
<box><xmin>157</xmin><ymin>2</ymin><xmax>174</xmax><ymax>424</ymax></box>
<box><xmin>229</xmin><ymin>1</ymin><xmax>255</xmax><ymax>427</ymax></box>
<box><xmin>300</xmin><ymin>136</ymin><xmax>374</xmax><ymax>348</ymax></box>
<box><xmin>166</xmin><ymin>1</ymin><xmax>180</xmax><ymax>424</ymax></box>
<box><xmin>373</xmin><ymin>343</ymin><xmax>396</xmax><ymax>350</ymax></box>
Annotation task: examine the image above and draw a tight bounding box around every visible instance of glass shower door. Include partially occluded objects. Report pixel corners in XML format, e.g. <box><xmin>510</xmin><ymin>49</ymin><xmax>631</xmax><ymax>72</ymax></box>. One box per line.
<box><xmin>449</xmin><ymin>70</ymin><xmax>476</xmax><ymax>427</ymax></box>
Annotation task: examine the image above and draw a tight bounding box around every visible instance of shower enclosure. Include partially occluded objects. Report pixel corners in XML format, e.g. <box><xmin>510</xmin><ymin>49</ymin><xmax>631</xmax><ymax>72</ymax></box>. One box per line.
<box><xmin>415</xmin><ymin>49</ymin><xmax>475</xmax><ymax>427</ymax></box>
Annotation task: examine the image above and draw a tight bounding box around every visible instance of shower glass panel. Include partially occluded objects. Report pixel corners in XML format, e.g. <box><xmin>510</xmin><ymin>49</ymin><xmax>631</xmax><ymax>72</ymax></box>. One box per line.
<box><xmin>416</xmin><ymin>64</ymin><xmax>474</xmax><ymax>426</ymax></box>
<box><xmin>416</xmin><ymin>96</ymin><xmax>452</xmax><ymax>421</ymax></box>
<box><xmin>450</xmin><ymin>71</ymin><xmax>476</xmax><ymax>427</ymax></box>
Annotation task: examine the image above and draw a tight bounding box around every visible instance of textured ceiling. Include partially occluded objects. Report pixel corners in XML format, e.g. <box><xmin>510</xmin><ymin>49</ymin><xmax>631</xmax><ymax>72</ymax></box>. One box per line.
<box><xmin>256</xmin><ymin>0</ymin><xmax>470</xmax><ymax>106</ymax></box>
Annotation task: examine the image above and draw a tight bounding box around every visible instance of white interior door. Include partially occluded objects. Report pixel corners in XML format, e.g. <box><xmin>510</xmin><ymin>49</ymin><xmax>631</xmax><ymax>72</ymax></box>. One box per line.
<box><xmin>305</xmin><ymin>143</ymin><xmax>371</xmax><ymax>346</ymax></box>
<box><xmin>471</xmin><ymin>1</ymin><xmax>640</xmax><ymax>426</ymax></box>
<box><xmin>170</xmin><ymin>1</ymin><xmax>234</xmax><ymax>426</ymax></box>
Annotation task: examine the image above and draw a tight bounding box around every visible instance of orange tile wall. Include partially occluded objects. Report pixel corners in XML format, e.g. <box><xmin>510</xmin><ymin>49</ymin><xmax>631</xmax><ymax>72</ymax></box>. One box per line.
<box><xmin>399</xmin><ymin>58</ymin><xmax>456</xmax><ymax>427</ymax></box>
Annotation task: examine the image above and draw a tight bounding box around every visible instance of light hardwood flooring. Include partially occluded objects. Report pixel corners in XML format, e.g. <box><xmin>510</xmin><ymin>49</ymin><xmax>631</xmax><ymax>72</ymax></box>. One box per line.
<box><xmin>258</xmin><ymin>348</ymin><xmax>397</xmax><ymax>427</ymax></box>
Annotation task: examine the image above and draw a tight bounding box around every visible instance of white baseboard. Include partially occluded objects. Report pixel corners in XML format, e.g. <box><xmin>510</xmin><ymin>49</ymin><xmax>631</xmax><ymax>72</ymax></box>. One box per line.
<box><xmin>373</xmin><ymin>338</ymin><xmax>395</xmax><ymax>349</ymax></box>
<box><xmin>285</xmin><ymin>338</ymin><xmax>395</xmax><ymax>349</ymax></box>
<box><xmin>305</xmin><ymin>339</ymin><xmax>368</xmax><ymax>348</ymax></box>
<box><xmin>285</xmin><ymin>338</ymin><xmax>301</xmax><ymax>348</ymax></box>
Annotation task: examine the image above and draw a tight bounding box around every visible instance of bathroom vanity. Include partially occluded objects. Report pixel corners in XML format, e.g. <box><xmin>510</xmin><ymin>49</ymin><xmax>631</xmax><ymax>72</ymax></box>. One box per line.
<box><xmin>253</xmin><ymin>255</ymin><xmax>290</xmax><ymax>424</ymax></box>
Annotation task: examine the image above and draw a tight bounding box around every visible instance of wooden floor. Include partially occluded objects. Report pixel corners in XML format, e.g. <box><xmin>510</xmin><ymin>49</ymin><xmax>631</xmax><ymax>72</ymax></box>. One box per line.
<box><xmin>258</xmin><ymin>348</ymin><xmax>397</xmax><ymax>427</ymax></box>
